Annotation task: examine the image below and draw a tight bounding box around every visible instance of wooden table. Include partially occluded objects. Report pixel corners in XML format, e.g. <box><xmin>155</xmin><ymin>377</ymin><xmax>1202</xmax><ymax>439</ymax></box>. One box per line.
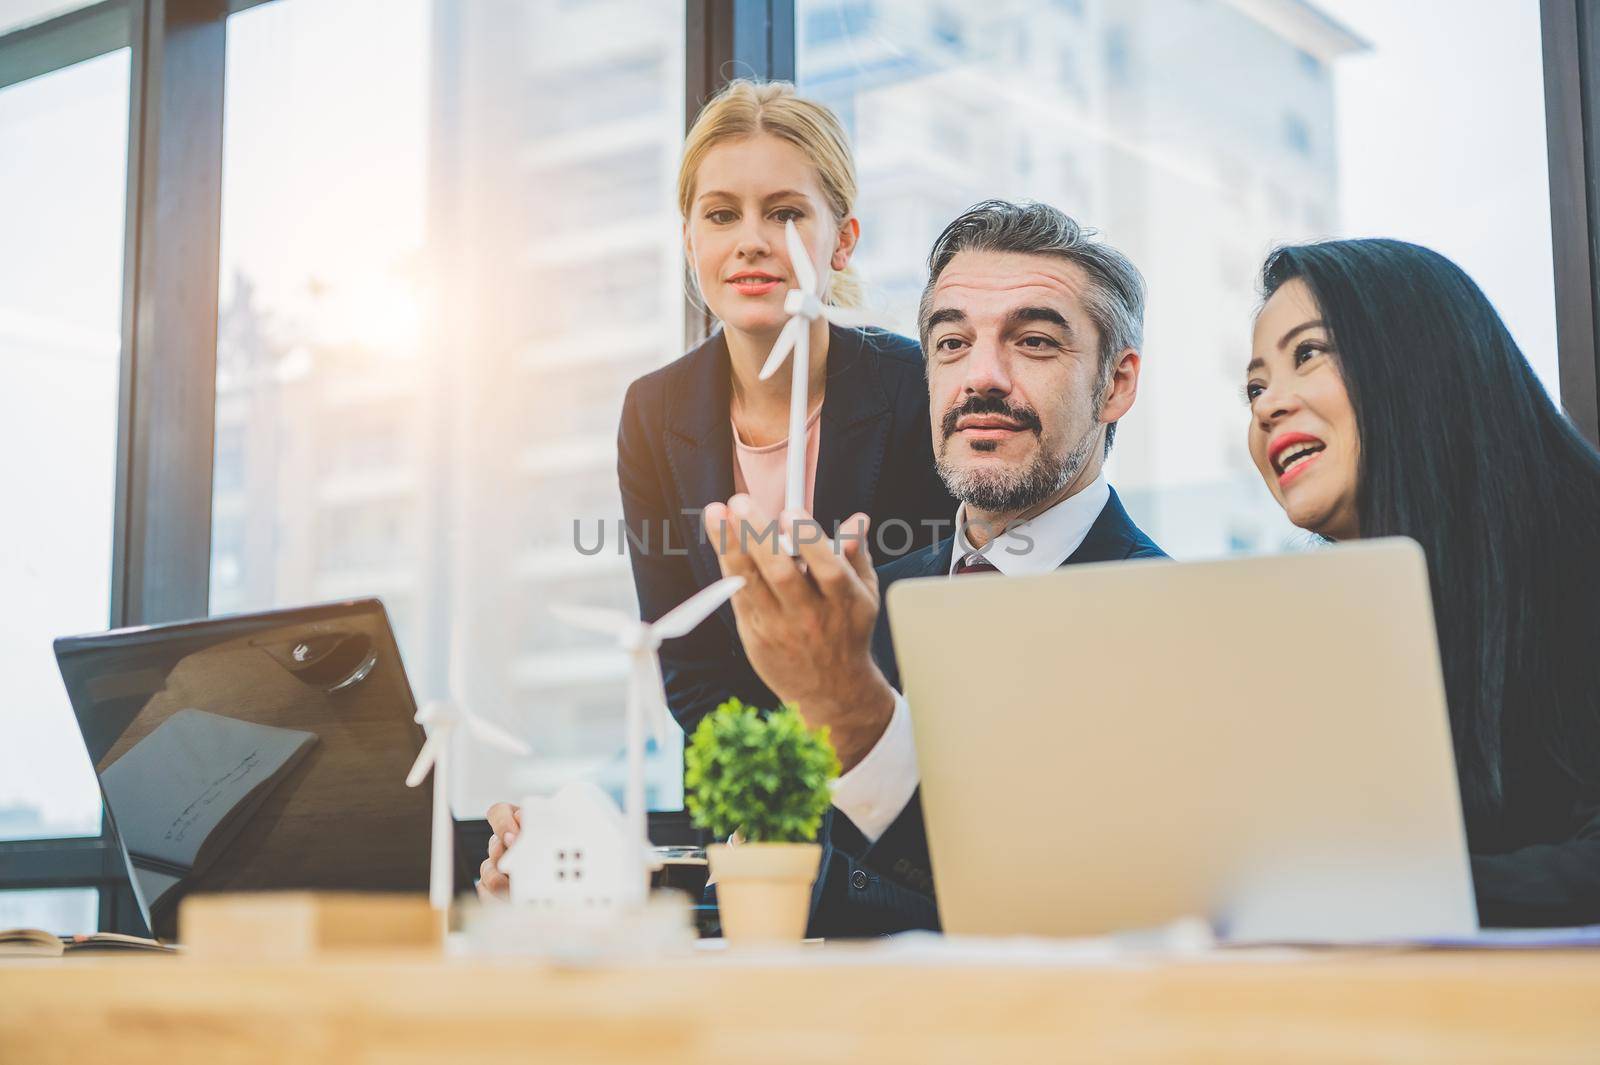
<box><xmin>4</xmin><ymin>947</ymin><xmax>1599</xmax><ymax>1063</ymax></box>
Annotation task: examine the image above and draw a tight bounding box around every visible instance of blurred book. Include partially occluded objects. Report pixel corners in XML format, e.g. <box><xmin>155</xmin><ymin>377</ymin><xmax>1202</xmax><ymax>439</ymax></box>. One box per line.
<box><xmin>0</xmin><ymin>929</ymin><xmax>175</xmax><ymax>957</ymax></box>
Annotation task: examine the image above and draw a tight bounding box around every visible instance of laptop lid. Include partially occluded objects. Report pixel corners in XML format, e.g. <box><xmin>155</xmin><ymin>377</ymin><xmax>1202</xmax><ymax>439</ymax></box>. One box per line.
<box><xmin>54</xmin><ymin>598</ymin><xmax>430</xmax><ymax>939</ymax></box>
<box><xmin>885</xmin><ymin>537</ymin><xmax>1477</xmax><ymax>942</ymax></box>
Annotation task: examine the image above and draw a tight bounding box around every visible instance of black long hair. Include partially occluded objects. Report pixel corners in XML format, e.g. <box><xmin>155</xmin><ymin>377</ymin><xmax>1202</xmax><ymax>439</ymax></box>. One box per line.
<box><xmin>1261</xmin><ymin>239</ymin><xmax>1600</xmax><ymax>827</ymax></box>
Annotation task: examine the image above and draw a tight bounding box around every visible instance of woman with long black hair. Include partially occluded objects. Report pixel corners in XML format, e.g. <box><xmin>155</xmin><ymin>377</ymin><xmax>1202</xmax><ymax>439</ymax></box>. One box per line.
<box><xmin>1242</xmin><ymin>238</ymin><xmax>1600</xmax><ymax>927</ymax></box>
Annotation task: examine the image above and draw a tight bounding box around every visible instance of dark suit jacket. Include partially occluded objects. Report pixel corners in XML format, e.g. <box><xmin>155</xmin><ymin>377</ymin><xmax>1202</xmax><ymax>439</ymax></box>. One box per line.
<box><xmin>617</xmin><ymin>325</ymin><xmax>957</xmax><ymax>733</ymax></box>
<box><xmin>809</xmin><ymin>487</ymin><xmax>1166</xmax><ymax>938</ymax></box>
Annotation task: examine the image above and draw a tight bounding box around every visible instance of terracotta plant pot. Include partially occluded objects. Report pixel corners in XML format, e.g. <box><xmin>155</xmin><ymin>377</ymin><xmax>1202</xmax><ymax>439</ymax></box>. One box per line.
<box><xmin>706</xmin><ymin>842</ymin><xmax>821</xmax><ymax>943</ymax></box>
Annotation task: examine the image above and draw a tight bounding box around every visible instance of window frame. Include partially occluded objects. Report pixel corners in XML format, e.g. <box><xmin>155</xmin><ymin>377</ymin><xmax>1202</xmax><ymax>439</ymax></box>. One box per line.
<box><xmin>1543</xmin><ymin>0</ymin><xmax>1600</xmax><ymax>445</ymax></box>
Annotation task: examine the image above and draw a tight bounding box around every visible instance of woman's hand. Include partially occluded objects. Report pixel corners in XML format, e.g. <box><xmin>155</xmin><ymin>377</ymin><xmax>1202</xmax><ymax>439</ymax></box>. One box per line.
<box><xmin>476</xmin><ymin>801</ymin><xmax>521</xmax><ymax>901</ymax></box>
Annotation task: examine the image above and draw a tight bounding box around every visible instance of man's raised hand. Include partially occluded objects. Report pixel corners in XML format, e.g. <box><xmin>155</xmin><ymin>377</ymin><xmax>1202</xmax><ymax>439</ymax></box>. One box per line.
<box><xmin>702</xmin><ymin>495</ymin><xmax>896</xmax><ymax>770</ymax></box>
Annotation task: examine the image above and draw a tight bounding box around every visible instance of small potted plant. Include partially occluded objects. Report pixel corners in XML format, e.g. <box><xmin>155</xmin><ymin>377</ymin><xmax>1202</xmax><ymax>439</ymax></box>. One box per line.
<box><xmin>685</xmin><ymin>698</ymin><xmax>839</xmax><ymax>943</ymax></box>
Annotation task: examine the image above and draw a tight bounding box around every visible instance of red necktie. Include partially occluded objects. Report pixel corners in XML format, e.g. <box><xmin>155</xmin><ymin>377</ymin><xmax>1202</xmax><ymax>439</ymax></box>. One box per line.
<box><xmin>954</xmin><ymin>555</ymin><xmax>999</xmax><ymax>576</ymax></box>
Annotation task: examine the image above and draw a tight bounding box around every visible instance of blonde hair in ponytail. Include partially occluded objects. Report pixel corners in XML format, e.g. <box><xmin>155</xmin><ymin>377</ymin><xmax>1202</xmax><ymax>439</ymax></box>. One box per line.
<box><xmin>679</xmin><ymin>79</ymin><xmax>863</xmax><ymax>309</ymax></box>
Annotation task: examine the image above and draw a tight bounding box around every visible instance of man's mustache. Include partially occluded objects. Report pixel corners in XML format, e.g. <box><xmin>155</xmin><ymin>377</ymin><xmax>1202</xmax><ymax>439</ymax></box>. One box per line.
<box><xmin>940</xmin><ymin>395</ymin><xmax>1044</xmax><ymax>438</ymax></box>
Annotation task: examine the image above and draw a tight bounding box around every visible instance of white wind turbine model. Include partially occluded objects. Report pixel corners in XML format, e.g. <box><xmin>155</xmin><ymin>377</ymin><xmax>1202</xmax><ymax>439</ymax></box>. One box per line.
<box><xmin>758</xmin><ymin>219</ymin><xmax>876</xmax><ymax>522</ymax></box>
<box><xmin>406</xmin><ymin>627</ymin><xmax>533</xmax><ymax>912</ymax></box>
<box><xmin>549</xmin><ymin>575</ymin><xmax>746</xmax><ymax>869</ymax></box>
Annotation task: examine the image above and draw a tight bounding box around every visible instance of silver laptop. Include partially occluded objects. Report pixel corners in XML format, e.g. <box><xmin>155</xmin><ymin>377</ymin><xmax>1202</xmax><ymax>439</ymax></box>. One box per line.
<box><xmin>885</xmin><ymin>537</ymin><xmax>1477</xmax><ymax>942</ymax></box>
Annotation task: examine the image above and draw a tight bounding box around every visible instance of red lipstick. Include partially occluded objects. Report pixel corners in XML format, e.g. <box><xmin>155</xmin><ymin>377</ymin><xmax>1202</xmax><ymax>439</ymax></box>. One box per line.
<box><xmin>1268</xmin><ymin>431</ymin><xmax>1326</xmax><ymax>486</ymax></box>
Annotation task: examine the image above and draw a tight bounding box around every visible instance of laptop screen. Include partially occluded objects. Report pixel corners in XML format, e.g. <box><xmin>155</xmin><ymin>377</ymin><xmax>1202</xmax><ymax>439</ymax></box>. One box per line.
<box><xmin>54</xmin><ymin>599</ymin><xmax>430</xmax><ymax>939</ymax></box>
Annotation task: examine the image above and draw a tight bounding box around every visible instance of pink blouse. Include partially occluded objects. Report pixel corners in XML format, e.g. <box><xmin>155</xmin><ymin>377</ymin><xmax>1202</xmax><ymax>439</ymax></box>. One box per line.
<box><xmin>731</xmin><ymin>404</ymin><xmax>822</xmax><ymax>518</ymax></box>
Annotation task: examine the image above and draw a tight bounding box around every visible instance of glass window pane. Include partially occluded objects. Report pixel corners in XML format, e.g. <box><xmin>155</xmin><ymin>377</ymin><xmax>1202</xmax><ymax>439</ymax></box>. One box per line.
<box><xmin>0</xmin><ymin>0</ymin><xmax>101</xmax><ymax>36</ymax></box>
<box><xmin>215</xmin><ymin>0</ymin><xmax>688</xmax><ymax>818</ymax></box>
<box><xmin>798</xmin><ymin>0</ymin><xmax>1557</xmax><ymax>559</ymax></box>
<box><xmin>0</xmin><ymin>50</ymin><xmax>128</xmax><ymax>841</ymax></box>
<box><xmin>0</xmin><ymin>888</ymin><xmax>98</xmax><ymax>935</ymax></box>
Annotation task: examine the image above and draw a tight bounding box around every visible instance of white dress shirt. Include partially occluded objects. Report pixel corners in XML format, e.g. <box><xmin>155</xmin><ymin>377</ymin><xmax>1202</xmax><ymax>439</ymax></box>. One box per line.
<box><xmin>829</xmin><ymin>474</ymin><xmax>1111</xmax><ymax>843</ymax></box>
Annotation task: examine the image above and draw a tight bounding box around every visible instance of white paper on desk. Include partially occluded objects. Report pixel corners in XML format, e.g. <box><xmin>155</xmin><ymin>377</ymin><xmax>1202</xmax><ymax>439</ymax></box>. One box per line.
<box><xmin>690</xmin><ymin>934</ymin><xmax>1131</xmax><ymax>968</ymax></box>
<box><xmin>860</xmin><ymin>931</ymin><xmax>1144</xmax><ymax>967</ymax></box>
<box><xmin>1227</xmin><ymin>924</ymin><xmax>1600</xmax><ymax>950</ymax></box>
<box><xmin>1399</xmin><ymin>925</ymin><xmax>1600</xmax><ymax>949</ymax></box>
<box><xmin>693</xmin><ymin>922</ymin><xmax>1316</xmax><ymax>968</ymax></box>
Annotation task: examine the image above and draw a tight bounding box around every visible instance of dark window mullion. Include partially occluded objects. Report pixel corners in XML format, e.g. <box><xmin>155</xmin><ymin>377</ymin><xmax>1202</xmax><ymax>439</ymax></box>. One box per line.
<box><xmin>1542</xmin><ymin>0</ymin><xmax>1600</xmax><ymax>444</ymax></box>
<box><xmin>0</xmin><ymin>0</ymin><xmax>130</xmax><ymax>93</ymax></box>
<box><xmin>0</xmin><ymin>836</ymin><xmax>119</xmax><ymax>885</ymax></box>
<box><xmin>112</xmin><ymin>0</ymin><xmax>228</xmax><ymax>629</ymax></box>
<box><xmin>684</xmin><ymin>0</ymin><xmax>799</xmax><ymax>350</ymax></box>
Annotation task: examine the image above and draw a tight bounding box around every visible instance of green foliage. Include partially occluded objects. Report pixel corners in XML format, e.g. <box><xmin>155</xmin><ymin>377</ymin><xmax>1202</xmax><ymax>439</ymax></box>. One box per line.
<box><xmin>684</xmin><ymin>699</ymin><xmax>840</xmax><ymax>843</ymax></box>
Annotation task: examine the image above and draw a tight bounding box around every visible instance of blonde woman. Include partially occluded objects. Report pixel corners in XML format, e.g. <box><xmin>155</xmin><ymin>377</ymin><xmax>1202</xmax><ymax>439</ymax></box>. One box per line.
<box><xmin>479</xmin><ymin>82</ymin><xmax>952</xmax><ymax>901</ymax></box>
<box><xmin>619</xmin><ymin>79</ymin><xmax>954</xmax><ymax>733</ymax></box>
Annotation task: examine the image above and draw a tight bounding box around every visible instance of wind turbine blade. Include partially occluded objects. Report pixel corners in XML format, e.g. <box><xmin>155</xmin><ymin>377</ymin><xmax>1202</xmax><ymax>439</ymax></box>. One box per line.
<box><xmin>650</xmin><ymin>576</ymin><xmax>746</xmax><ymax>639</ymax></box>
<box><xmin>822</xmin><ymin>305</ymin><xmax>876</xmax><ymax>329</ymax></box>
<box><xmin>648</xmin><ymin>688</ymin><xmax>677</xmax><ymax>749</ymax></box>
<box><xmin>633</xmin><ymin>651</ymin><xmax>673</xmax><ymax>748</ymax></box>
<box><xmin>757</xmin><ymin>317</ymin><xmax>800</xmax><ymax>381</ymax></box>
<box><xmin>785</xmin><ymin>218</ymin><xmax>818</xmax><ymax>297</ymax></box>
<box><xmin>549</xmin><ymin>604</ymin><xmax>631</xmax><ymax>636</ymax></box>
<box><xmin>463</xmin><ymin>711</ymin><xmax>533</xmax><ymax>756</ymax></box>
<box><xmin>621</xmin><ymin>654</ymin><xmax>647</xmax><ymax>843</ymax></box>
<box><xmin>406</xmin><ymin>733</ymin><xmax>444</xmax><ymax>788</ymax></box>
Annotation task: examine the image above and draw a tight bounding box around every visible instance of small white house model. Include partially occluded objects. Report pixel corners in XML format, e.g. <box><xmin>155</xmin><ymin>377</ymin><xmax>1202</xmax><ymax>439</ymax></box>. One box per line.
<box><xmin>498</xmin><ymin>576</ymin><xmax>743</xmax><ymax>916</ymax></box>
<box><xmin>498</xmin><ymin>782</ymin><xmax>648</xmax><ymax>909</ymax></box>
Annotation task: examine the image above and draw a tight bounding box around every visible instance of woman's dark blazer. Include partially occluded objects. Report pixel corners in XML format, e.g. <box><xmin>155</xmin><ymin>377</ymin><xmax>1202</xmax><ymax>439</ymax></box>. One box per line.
<box><xmin>617</xmin><ymin>324</ymin><xmax>958</xmax><ymax>733</ymax></box>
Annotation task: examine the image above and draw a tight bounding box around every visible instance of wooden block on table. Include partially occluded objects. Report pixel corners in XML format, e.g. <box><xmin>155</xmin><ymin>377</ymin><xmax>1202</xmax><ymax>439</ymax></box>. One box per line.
<box><xmin>178</xmin><ymin>892</ymin><xmax>443</xmax><ymax>960</ymax></box>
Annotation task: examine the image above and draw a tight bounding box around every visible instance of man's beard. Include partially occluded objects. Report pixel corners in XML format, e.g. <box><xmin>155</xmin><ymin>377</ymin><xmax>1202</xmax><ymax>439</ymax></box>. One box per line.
<box><xmin>936</xmin><ymin>395</ymin><xmax>1100</xmax><ymax>513</ymax></box>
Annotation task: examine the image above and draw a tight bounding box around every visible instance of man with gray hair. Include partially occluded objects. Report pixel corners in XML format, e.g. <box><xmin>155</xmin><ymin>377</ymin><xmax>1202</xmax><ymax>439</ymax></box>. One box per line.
<box><xmin>702</xmin><ymin>200</ymin><xmax>1166</xmax><ymax>936</ymax></box>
